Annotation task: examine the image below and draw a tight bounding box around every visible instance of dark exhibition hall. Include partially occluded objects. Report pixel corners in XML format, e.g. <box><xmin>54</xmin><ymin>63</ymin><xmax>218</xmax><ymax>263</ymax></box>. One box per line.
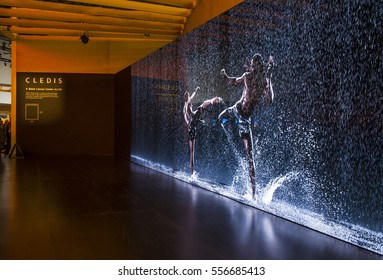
<box><xmin>0</xmin><ymin>2</ymin><xmax>382</xmax><ymax>275</ymax></box>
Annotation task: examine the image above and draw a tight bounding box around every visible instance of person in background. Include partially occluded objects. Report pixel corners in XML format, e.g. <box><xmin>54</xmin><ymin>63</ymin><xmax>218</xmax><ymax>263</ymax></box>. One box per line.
<box><xmin>0</xmin><ymin>119</ymin><xmax>5</xmax><ymax>157</ymax></box>
<box><xmin>3</xmin><ymin>119</ymin><xmax>11</xmax><ymax>157</ymax></box>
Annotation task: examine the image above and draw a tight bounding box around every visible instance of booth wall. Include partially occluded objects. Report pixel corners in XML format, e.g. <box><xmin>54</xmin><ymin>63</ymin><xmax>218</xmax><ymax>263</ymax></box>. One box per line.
<box><xmin>130</xmin><ymin>0</ymin><xmax>383</xmax><ymax>255</ymax></box>
<box><xmin>114</xmin><ymin>66</ymin><xmax>132</xmax><ymax>159</ymax></box>
<box><xmin>16</xmin><ymin>73</ymin><xmax>115</xmax><ymax>156</ymax></box>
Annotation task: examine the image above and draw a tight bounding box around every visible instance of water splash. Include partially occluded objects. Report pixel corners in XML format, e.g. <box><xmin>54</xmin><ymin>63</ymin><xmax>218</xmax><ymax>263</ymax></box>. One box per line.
<box><xmin>191</xmin><ymin>171</ymin><xmax>199</xmax><ymax>181</ymax></box>
<box><xmin>262</xmin><ymin>172</ymin><xmax>300</xmax><ymax>205</ymax></box>
<box><xmin>221</xmin><ymin>123</ymin><xmax>251</xmax><ymax>195</ymax></box>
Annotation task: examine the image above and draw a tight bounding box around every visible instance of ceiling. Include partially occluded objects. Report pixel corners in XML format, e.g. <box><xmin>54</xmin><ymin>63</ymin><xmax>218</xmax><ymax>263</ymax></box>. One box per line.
<box><xmin>0</xmin><ymin>0</ymin><xmax>197</xmax><ymax>41</ymax></box>
<box><xmin>0</xmin><ymin>0</ymin><xmax>243</xmax><ymax>74</ymax></box>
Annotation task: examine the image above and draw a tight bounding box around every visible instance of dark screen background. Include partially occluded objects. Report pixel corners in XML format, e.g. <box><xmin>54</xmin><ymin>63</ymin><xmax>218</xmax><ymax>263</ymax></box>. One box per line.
<box><xmin>131</xmin><ymin>0</ymin><xmax>383</xmax><ymax>255</ymax></box>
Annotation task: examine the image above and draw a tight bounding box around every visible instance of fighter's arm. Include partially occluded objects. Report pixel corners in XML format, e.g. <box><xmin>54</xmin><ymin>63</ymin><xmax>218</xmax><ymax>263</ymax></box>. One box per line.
<box><xmin>221</xmin><ymin>69</ymin><xmax>246</xmax><ymax>85</ymax></box>
<box><xmin>189</xmin><ymin>86</ymin><xmax>200</xmax><ymax>101</ymax></box>
<box><xmin>183</xmin><ymin>87</ymin><xmax>201</xmax><ymax>125</ymax></box>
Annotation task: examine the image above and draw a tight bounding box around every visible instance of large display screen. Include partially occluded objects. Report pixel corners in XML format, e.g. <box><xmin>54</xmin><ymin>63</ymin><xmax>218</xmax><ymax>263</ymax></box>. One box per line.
<box><xmin>131</xmin><ymin>0</ymin><xmax>382</xmax><ymax>255</ymax></box>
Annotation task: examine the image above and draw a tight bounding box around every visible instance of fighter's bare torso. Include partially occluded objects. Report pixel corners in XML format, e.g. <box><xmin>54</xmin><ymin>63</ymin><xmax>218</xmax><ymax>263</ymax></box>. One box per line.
<box><xmin>238</xmin><ymin>70</ymin><xmax>267</xmax><ymax>119</ymax></box>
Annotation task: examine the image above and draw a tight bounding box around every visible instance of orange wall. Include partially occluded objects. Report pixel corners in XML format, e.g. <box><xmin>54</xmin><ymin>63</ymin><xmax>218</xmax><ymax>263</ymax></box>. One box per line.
<box><xmin>15</xmin><ymin>37</ymin><xmax>170</xmax><ymax>74</ymax></box>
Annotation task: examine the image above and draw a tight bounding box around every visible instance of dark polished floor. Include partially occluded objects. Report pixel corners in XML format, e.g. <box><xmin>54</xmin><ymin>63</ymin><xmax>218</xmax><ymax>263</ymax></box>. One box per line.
<box><xmin>0</xmin><ymin>155</ymin><xmax>381</xmax><ymax>260</ymax></box>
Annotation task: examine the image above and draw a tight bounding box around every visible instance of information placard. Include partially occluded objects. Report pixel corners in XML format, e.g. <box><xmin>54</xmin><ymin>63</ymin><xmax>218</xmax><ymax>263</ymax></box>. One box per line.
<box><xmin>17</xmin><ymin>73</ymin><xmax>65</xmax><ymax>124</ymax></box>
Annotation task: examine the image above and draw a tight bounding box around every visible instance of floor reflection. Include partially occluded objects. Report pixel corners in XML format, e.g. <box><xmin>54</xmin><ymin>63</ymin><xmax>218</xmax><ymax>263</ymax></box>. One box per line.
<box><xmin>0</xmin><ymin>156</ymin><xmax>381</xmax><ymax>260</ymax></box>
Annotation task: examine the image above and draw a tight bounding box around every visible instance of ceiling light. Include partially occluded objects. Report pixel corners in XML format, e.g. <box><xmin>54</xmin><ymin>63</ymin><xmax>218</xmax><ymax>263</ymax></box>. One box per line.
<box><xmin>80</xmin><ymin>33</ymin><xmax>89</xmax><ymax>44</ymax></box>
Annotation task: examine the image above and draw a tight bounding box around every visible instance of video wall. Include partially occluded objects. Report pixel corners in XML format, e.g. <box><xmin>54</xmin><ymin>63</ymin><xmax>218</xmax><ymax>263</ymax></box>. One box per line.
<box><xmin>130</xmin><ymin>0</ymin><xmax>383</xmax><ymax>255</ymax></box>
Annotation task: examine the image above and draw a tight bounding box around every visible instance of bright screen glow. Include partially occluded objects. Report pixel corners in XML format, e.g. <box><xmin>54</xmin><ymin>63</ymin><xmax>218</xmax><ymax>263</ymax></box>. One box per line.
<box><xmin>131</xmin><ymin>0</ymin><xmax>383</xmax><ymax>255</ymax></box>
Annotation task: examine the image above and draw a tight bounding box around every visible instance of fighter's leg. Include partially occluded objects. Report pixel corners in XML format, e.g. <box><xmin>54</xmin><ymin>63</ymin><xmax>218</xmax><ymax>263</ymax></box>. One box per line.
<box><xmin>201</xmin><ymin>96</ymin><xmax>224</xmax><ymax>109</ymax></box>
<box><xmin>242</xmin><ymin>132</ymin><xmax>256</xmax><ymax>199</ymax></box>
<box><xmin>218</xmin><ymin>107</ymin><xmax>233</xmax><ymax>128</ymax></box>
<box><xmin>189</xmin><ymin>138</ymin><xmax>195</xmax><ymax>174</ymax></box>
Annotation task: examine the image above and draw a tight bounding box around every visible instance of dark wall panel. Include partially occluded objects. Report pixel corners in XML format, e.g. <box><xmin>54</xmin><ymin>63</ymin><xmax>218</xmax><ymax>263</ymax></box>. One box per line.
<box><xmin>114</xmin><ymin>66</ymin><xmax>132</xmax><ymax>159</ymax></box>
<box><xmin>16</xmin><ymin>73</ymin><xmax>115</xmax><ymax>156</ymax></box>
